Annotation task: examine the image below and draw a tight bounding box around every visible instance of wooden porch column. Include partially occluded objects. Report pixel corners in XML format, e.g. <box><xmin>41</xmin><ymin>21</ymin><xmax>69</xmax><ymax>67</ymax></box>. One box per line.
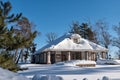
<box><xmin>91</xmin><ymin>52</ymin><xmax>95</xmax><ymax>61</ymax></box>
<box><xmin>93</xmin><ymin>52</ymin><xmax>96</xmax><ymax>61</ymax></box>
<box><xmin>88</xmin><ymin>52</ymin><xmax>91</xmax><ymax>60</ymax></box>
<box><xmin>81</xmin><ymin>52</ymin><xmax>85</xmax><ymax>60</ymax></box>
<box><xmin>44</xmin><ymin>53</ymin><xmax>47</xmax><ymax>63</ymax></box>
<box><xmin>101</xmin><ymin>52</ymin><xmax>104</xmax><ymax>59</ymax></box>
<box><xmin>86</xmin><ymin>52</ymin><xmax>89</xmax><ymax>60</ymax></box>
<box><xmin>68</xmin><ymin>51</ymin><xmax>71</xmax><ymax>61</ymax></box>
<box><xmin>91</xmin><ymin>52</ymin><xmax>93</xmax><ymax>60</ymax></box>
<box><xmin>47</xmin><ymin>51</ymin><xmax>51</xmax><ymax>64</ymax></box>
<box><xmin>102</xmin><ymin>52</ymin><xmax>106</xmax><ymax>59</ymax></box>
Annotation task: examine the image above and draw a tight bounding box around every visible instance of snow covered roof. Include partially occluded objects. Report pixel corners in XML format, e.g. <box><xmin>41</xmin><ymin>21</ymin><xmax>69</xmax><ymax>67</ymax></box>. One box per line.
<box><xmin>35</xmin><ymin>33</ymin><xmax>108</xmax><ymax>54</ymax></box>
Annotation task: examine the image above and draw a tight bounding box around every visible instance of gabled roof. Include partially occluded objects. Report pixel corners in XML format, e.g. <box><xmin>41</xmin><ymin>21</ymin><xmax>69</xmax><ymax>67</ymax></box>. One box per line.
<box><xmin>35</xmin><ymin>33</ymin><xmax>108</xmax><ymax>54</ymax></box>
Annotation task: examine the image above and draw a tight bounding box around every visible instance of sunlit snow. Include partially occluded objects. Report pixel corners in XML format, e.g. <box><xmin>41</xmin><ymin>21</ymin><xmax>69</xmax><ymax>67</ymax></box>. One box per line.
<box><xmin>18</xmin><ymin>60</ymin><xmax>120</xmax><ymax>80</ymax></box>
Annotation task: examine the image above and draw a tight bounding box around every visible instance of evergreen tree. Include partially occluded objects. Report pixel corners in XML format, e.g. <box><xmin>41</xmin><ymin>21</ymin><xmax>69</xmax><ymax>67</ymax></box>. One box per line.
<box><xmin>0</xmin><ymin>1</ymin><xmax>22</xmax><ymax>71</ymax></box>
<box><xmin>69</xmin><ymin>22</ymin><xmax>96</xmax><ymax>42</ymax></box>
<box><xmin>80</xmin><ymin>23</ymin><xmax>89</xmax><ymax>39</ymax></box>
<box><xmin>0</xmin><ymin>1</ymin><xmax>22</xmax><ymax>50</ymax></box>
<box><xmin>69</xmin><ymin>22</ymin><xmax>81</xmax><ymax>35</ymax></box>
<box><xmin>0</xmin><ymin>1</ymin><xmax>37</xmax><ymax>64</ymax></box>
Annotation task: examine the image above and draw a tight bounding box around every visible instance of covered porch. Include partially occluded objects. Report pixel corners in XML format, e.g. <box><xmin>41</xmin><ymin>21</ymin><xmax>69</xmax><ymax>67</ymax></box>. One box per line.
<box><xmin>41</xmin><ymin>50</ymin><xmax>107</xmax><ymax>64</ymax></box>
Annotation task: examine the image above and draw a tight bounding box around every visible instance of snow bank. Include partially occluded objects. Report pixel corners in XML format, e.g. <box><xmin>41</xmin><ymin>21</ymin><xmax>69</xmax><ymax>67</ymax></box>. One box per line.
<box><xmin>19</xmin><ymin>63</ymin><xmax>44</xmax><ymax>68</ymax></box>
<box><xmin>32</xmin><ymin>74</ymin><xmax>110</xmax><ymax>80</ymax></box>
<box><xmin>96</xmin><ymin>59</ymin><xmax>107</xmax><ymax>64</ymax></box>
<box><xmin>96</xmin><ymin>59</ymin><xmax>120</xmax><ymax>65</ymax></box>
<box><xmin>51</xmin><ymin>60</ymin><xmax>96</xmax><ymax>71</ymax></box>
<box><xmin>18</xmin><ymin>63</ymin><xmax>120</xmax><ymax>80</ymax></box>
<box><xmin>55</xmin><ymin>60</ymin><xmax>96</xmax><ymax>67</ymax></box>
<box><xmin>55</xmin><ymin>62</ymin><xmax>71</xmax><ymax>66</ymax></box>
<box><xmin>32</xmin><ymin>74</ymin><xmax>64</xmax><ymax>80</ymax></box>
<box><xmin>79</xmin><ymin>76</ymin><xmax>110</xmax><ymax>80</ymax></box>
<box><xmin>102</xmin><ymin>76</ymin><xmax>110</xmax><ymax>80</ymax></box>
<box><xmin>0</xmin><ymin>67</ymin><xmax>29</xmax><ymax>80</ymax></box>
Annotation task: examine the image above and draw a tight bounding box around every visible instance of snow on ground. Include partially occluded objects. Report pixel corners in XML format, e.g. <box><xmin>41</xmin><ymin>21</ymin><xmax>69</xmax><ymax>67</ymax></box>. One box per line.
<box><xmin>0</xmin><ymin>67</ymin><xmax>30</xmax><ymax>80</ymax></box>
<box><xmin>18</xmin><ymin>60</ymin><xmax>120</xmax><ymax>80</ymax></box>
<box><xmin>55</xmin><ymin>60</ymin><xmax>96</xmax><ymax>66</ymax></box>
<box><xmin>96</xmin><ymin>58</ymin><xmax>120</xmax><ymax>65</ymax></box>
<box><xmin>1</xmin><ymin>60</ymin><xmax>120</xmax><ymax>80</ymax></box>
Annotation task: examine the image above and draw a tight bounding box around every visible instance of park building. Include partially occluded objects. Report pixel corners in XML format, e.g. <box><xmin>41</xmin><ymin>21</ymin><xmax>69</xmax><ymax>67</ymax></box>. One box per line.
<box><xmin>31</xmin><ymin>33</ymin><xmax>108</xmax><ymax>64</ymax></box>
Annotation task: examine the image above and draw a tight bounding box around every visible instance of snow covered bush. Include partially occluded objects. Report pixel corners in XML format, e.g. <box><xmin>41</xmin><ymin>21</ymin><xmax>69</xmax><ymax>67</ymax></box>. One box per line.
<box><xmin>32</xmin><ymin>74</ymin><xmax>43</xmax><ymax>80</ymax></box>
<box><xmin>102</xmin><ymin>76</ymin><xmax>110</xmax><ymax>80</ymax></box>
<box><xmin>83</xmin><ymin>78</ymin><xmax>88</xmax><ymax>80</ymax></box>
<box><xmin>32</xmin><ymin>74</ymin><xmax>64</xmax><ymax>80</ymax></box>
<box><xmin>73</xmin><ymin>79</ymin><xmax>77</xmax><ymax>80</ymax></box>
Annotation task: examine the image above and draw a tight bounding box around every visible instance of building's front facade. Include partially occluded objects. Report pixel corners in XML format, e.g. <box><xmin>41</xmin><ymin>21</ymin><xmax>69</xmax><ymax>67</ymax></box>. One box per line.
<box><xmin>32</xmin><ymin>33</ymin><xmax>108</xmax><ymax>64</ymax></box>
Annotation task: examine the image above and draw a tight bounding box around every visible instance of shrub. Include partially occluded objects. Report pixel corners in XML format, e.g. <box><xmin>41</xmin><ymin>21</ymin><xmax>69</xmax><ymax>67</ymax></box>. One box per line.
<box><xmin>0</xmin><ymin>51</ymin><xmax>20</xmax><ymax>72</ymax></box>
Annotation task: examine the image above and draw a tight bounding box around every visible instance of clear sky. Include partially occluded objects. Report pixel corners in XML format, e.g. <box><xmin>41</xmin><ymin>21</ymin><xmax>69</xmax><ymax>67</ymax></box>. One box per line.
<box><xmin>7</xmin><ymin>0</ymin><xmax>120</xmax><ymax>54</ymax></box>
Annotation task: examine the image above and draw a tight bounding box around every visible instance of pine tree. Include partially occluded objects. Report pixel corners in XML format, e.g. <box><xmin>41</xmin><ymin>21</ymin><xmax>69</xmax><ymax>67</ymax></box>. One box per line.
<box><xmin>69</xmin><ymin>22</ymin><xmax>81</xmax><ymax>35</ymax></box>
<box><xmin>0</xmin><ymin>1</ymin><xmax>22</xmax><ymax>50</ymax></box>
<box><xmin>69</xmin><ymin>22</ymin><xmax>96</xmax><ymax>42</ymax></box>
<box><xmin>0</xmin><ymin>1</ymin><xmax>37</xmax><ymax>64</ymax></box>
<box><xmin>80</xmin><ymin>23</ymin><xmax>89</xmax><ymax>39</ymax></box>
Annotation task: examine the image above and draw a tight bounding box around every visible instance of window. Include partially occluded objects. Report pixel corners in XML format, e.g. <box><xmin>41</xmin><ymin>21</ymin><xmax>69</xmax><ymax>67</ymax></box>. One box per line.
<box><xmin>73</xmin><ymin>38</ymin><xmax>79</xmax><ymax>43</ymax></box>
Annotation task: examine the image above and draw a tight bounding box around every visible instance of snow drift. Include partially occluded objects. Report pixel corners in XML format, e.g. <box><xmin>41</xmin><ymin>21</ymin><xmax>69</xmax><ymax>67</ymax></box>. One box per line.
<box><xmin>96</xmin><ymin>59</ymin><xmax>120</xmax><ymax>65</ymax></box>
<box><xmin>32</xmin><ymin>75</ymin><xmax>64</xmax><ymax>80</ymax></box>
<box><xmin>32</xmin><ymin>74</ymin><xmax>110</xmax><ymax>80</ymax></box>
<box><xmin>0</xmin><ymin>68</ymin><xmax>29</xmax><ymax>80</ymax></box>
<box><xmin>54</xmin><ymin>60</ymin><xmax>96</xmax><ymax>67</ymax></box>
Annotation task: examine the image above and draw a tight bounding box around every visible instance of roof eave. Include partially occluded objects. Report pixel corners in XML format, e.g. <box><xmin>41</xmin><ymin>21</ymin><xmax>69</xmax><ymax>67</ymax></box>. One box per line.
<box><xmin>43</xmin><ymin>48</ymin><xmax>108</xmax><ymax>52</ymax></box>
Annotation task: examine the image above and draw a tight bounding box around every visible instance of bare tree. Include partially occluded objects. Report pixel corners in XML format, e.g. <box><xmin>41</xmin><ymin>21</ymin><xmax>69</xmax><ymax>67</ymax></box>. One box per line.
<box><xmin>115</xmin><ymin>50</ymin><xmax>120</xmax><ymax>59</ymax></box>
<box><xmin>95</xmin><ymin>20</ymin><xmax>111</xmax><ymax>59</ymax></box>
<box><xmin>112</xmin><ymin>23</ymin><xmax>120</xmax><ymax>59</ymax></box>
<box><xmin>46</xmin><ymin>32</ymin><xmax>58</xmax><ymax>43</ymax></box>
<box><xmin>15</xmin><ymin>17</ymin><xmax>37</xmax><ymax>63</ymax></box>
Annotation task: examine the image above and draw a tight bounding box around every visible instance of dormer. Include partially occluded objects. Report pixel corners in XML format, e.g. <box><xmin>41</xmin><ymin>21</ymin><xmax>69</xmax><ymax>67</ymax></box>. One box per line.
<box><xmin>70</xmin><ymin>34</ymin><xmax>81</xmax><ymax>44</ymax></box>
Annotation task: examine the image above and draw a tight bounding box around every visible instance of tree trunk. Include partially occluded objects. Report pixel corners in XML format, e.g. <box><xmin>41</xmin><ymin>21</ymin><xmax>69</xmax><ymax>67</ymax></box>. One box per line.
<box><xmin>15</xmin><ymin>48</ymin><xmax>23</xmax><ymax>64</ymax></box>
<box><xmin>14</xmin><ymin>49</ymin><xmax>18</xmax><ymax>61</ymax></box>
<box><xmin>105</xmin><ymin>45</ymin><xmax>109</xmax><ymax>59</ymax></box>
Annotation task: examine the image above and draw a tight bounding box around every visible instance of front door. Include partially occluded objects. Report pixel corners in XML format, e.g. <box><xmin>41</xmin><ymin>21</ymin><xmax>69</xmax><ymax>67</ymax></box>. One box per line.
<box><xmin>51</xmin><ymin>53</ymin><xmax>55</xmax><ymax>64</ymax></box>
<box><xmin>61</xmin><ymin>52</ymin><xmax>67</xmax><ymax>61</ymax></box>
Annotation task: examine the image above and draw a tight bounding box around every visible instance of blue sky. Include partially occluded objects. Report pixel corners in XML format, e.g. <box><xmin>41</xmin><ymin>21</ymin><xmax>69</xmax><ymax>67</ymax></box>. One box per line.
<box><xmin>8</xmin><ymin>0</ymin><xmax>120</xmax><ymax>53</ymax></box>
